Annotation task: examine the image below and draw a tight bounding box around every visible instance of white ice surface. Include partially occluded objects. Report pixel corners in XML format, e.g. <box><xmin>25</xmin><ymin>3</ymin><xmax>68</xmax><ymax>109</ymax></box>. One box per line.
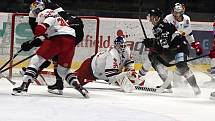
<box><xmin>0</xmin><ymin>71</ymin><xmax>215</xmax><ymax>121</ymax></box>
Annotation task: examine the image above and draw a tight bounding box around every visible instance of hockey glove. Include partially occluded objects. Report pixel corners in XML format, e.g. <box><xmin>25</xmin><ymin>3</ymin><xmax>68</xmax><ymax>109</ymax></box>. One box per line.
<box><xmin>209</xmin><ymin>49</ymin><xmax>215</xmax><ymax>58</ymax></box>
<box><xmin>21</xmin><ymin>40</ymin><xmax>33</xmax><ymax>51</ymax></box>
<box><xmin>31</xmin><ymin>36</ymin><xmax>44</xmax><ymax>47</ymax></box>
<box><xmin>191</xmin><ymin>41</ymin><xmax>203</xmax><ymax>56</ymax></box>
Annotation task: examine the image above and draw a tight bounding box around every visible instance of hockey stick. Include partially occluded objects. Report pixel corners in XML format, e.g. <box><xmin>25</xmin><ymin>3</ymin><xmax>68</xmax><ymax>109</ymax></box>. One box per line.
<box><xmin>0</xmin><ymin>73</ymin><xmax>16</xmax><ymax>85</ymax></box>
<box><xmin>0</xmin><ymin>49</ymin><xmax>22</xmax><ymax>71</ymax></box>
<box><xmin>94</xmin><ymin>79</ymin><xmax>158</xmax><ymax>92</ymax></box>
<box><xmin>139</xmin><ymin>18</ymin><xmax>147</xmax><ymax>39</ymax></box>
<box><xmin>138</xmin><ymin>0</ymin><xmax>147</xmax><ymax>39</ymax></box>
<box><xmin>158</xmin><ymin>54</ymin><xmax>209</xmax><ymax>67</ymax></box>
<box><xmin>0</xmin><ymin>53</ymin><xmax>35</xmax><ymax>73</ymax></box>
<box><xmin>0</xmin><ymin>54</ymin><xmax>35</xmax><ymax>85</ymax></box>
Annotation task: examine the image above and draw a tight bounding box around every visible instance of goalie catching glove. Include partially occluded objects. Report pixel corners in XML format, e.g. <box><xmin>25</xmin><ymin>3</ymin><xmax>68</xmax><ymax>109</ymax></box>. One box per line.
<box><xmin>21</xmin><ymin>36</ymin><xmax>45</xmax><ymax>51</ymax></box>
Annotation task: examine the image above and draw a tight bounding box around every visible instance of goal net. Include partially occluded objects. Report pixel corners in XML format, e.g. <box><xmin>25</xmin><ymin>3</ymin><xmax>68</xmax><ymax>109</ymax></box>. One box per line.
<box><xmin>0</xmin><ymin>13</ymin><xmax>99</xmax><ymax>80</ymax></box>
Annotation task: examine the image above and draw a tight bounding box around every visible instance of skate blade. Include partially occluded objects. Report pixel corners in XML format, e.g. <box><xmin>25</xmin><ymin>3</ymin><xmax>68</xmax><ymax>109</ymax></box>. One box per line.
<box><xmin>81</xmin><ymin>90</ymin><xmax>90</xmax><ymax>98</ymax></box>
<box><xmin>163</xmin><ymin>89</ymin><xmax>173</xmax><ymax>93</ymax></box>
<box><xmin>82</xmin><ymin>93</ymin><xmax>89</xmax><ymax>98</ymax></box>
<box><xmin>48</xmin><ymin>89</ymin><xmax>63</xmax><ymax>95</ymax></box>
<box><xmin>11</xmin><ymin>91</ymin><xmax>28</xmax><ymax>96</ymax></box>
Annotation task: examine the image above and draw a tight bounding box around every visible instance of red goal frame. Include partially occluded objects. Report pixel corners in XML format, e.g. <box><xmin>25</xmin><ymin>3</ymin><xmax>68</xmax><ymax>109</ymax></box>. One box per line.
<box><xmin>9</xmin><ymin>13</ymin><xmax>100</xmax><ymax>78</ymax></box>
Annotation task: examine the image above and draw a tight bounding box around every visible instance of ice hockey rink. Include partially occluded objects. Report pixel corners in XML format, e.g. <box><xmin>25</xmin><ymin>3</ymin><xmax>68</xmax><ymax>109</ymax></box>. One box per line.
<box><xmin>0</xmin><ymin>71</ymin><xmax>214</xmax><ymax>121</ymax></box>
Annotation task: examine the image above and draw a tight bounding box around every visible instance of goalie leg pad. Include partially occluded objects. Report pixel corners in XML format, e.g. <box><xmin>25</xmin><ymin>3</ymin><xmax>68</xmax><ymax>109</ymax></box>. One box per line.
<box><xmin>117</xmin><ymin>76</ymin><xmax>135</xmax><ymax>93</ymax></box>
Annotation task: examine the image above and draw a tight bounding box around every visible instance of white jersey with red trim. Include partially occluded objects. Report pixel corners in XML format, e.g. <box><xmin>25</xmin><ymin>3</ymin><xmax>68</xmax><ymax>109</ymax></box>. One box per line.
<box><xmin>91</xmin><ymin>46</ymin><xmax>134</xmax><ymax>80</ymax></box>
<box><xmin>42</xmin><ymin>17</ymin><xmax>76</xmax><ymax>37</ymax></box>
<box><xmin>36</xmin><ymin>9</ymin><xmax>58</xmax><ymax>24</ymax></box>
<box><xmin>164</xmin><ymin>14</ymin><xmax>195</xmax><ymax>43</ymax></box>
<box><xmin>36</xmin><ymin>9</ymin><xmax>76</xmax><ymax>38</ymax></box>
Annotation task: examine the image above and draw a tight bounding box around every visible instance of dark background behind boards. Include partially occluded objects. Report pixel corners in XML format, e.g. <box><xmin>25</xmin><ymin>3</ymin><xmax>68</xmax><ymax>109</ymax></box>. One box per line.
<box><xmin>0</xmin><ymin>0</ymin><xmax>214</xmax><ymax>21</ymax></box>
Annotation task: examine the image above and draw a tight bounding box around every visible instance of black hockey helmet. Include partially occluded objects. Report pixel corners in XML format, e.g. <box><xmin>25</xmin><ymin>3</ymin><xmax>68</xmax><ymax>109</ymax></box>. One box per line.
<box><xmin>147</xmin><ymin>8</ymin><xmax>163</xmax><ymax>25</ymax></box>
<box><xmin>147</xmin><ymin>8</ymin><xmax>162</xmax><ymax>18</ymax></box>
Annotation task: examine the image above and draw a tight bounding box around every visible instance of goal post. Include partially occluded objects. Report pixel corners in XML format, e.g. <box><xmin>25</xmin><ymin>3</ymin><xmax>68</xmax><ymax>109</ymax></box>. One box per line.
<box><xmin>2</xmin><ymin>13</ymin><xmax>100</xmax><ymax>78</ymax></box>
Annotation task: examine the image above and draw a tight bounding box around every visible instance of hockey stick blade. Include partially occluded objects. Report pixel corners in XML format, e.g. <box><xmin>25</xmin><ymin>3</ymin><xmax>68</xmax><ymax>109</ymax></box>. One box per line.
<box><xmin>0</xmin><ymin>74</ymin><xmax>16</xmax><ymax>85</ymax></box>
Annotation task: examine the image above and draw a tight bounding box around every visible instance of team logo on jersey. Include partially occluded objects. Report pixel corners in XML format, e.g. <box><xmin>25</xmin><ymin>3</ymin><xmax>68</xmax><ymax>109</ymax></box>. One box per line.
<box><xmin>183</xmin><ymin>20</ymin><xmax>189</xmax><ymax>28</ymax></box>
<box><xmin>113</xmin><ymin>58</ymin><xmax>118</xmax><ymax>68</ymax></box>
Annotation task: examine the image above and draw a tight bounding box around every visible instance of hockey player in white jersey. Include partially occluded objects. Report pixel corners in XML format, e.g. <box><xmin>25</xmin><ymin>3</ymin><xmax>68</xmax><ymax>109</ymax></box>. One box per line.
<box><xmin>21</xmin><ymin>0</ymin><xmax>84</xmax><ymax>95</ymax></box>
<box><xmin>165</xmin><ymin>3</ymin><xmax>194</xmax><ymax>44</ymax></box>
<box><xmin>12</xmin><ymin>9</ymin><xmax>88</xmax><ymax>98</ymax></box>
<box><xmin>28</xmin><ymin>0</ymin><xmax>65</xmax><ymax>94</ymax></box>
<box><xmin>74</xmin><ymin>36</ymin><xmax>142</xmax><ymax>92</ymax></box>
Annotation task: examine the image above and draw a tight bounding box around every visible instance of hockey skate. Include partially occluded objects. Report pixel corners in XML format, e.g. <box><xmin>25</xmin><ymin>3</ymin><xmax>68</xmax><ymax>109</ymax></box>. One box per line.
<box><xmin>210</xmin><ymin>92</ymin><xmax>215</xmax><ymax>100</ymax></box>
<box><xmin>12</xmin><ymin>81</ymin><xmax>31</xmax><ymax>95</ymax></box>
<box><xmin>156</xmin><ymin>85</ymin><xmax>173</xmax><ymax>93</ymax></box>
<box><xmin>71</xmin><ymin>81</ymin><xmax>89</xmax><ymax>98</ymax></box>
<box><xmin>47</xmin><ymin>79</ymin><xmax>64</xmax><ymax>95</ymax></box>
<box><xmin>193</xmin><ymin>86</ymin><xmax>201</xmax><ymax>96</ymax></box>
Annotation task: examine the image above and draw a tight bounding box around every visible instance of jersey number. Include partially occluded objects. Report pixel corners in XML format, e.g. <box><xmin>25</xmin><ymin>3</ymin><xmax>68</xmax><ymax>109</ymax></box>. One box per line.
<box><xmin>57</xmin><ymin>18</ymin><xmax>69</xmax><ymax>27</ymax></box>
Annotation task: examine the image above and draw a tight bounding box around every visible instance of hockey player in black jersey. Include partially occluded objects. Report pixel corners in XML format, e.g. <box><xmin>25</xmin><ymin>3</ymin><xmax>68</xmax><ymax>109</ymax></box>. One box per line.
<box><xmin>142</xmin><ymin>8</ymin><xmax>201</xmax><ymax>95</ymax></box>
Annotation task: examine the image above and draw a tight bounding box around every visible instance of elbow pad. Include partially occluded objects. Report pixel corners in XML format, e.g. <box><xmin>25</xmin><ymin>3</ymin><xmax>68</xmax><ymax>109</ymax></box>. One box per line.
<box><xmin>34</xmin><ymin>24</ymin><xmax>48</xmax><ymax>36</ymax></box>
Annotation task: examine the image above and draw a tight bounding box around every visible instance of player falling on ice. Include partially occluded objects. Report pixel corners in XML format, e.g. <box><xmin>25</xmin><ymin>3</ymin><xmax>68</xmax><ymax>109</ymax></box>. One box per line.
<box><xmin>141</xmin><ymin>8</ymin><xmax>201</xmax><ymax>95</ymax></box>
<box><xmin>12</xmin><ymin>9</ymin><xmax>88</xmax><ymax>98</ymax></box>
<box><xmin>74</xmin><ymin>36</ymin><xmax>144</xmax><ymax>92</ymax></box>
<box><xmin>21</xmin><ymin>0</ymin><xmax>84</xmax><ymax>95</ymax></box>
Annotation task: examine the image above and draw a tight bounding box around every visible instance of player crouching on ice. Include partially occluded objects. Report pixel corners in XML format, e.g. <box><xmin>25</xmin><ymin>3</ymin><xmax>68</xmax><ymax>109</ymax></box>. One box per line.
<box><xmin>12</xmin><ymin>9</ymin><xmax>88</xmax><ymax>98</ymax></box>
<box><xmin>74</xmin><ymin>36</ymin><xmax>144</xmax><ymax>93</ymax></box>
<box><xmin>141</xmin><ymin>8</ymin><xmax>201</xmax><ymax>95</ymax></box>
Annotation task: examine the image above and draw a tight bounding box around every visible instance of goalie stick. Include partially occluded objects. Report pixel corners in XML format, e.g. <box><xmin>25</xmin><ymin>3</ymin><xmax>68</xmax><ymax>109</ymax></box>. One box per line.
<box><xmin>94</xmin><ymin>80</ymin><xmax>158</xmax><ymax>92</ymax></box>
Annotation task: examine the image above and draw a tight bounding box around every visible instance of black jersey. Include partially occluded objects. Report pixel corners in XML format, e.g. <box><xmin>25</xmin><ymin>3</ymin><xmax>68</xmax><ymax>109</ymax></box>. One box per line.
<box><xmin>152</xmin><ymin>20</ymin><xmax>177</xmax><ymax>49</ymax></box>
<box><xmin>147</xmin><ymin>19</ymin><xmax>189</xmax><ymax>54</ymax></box>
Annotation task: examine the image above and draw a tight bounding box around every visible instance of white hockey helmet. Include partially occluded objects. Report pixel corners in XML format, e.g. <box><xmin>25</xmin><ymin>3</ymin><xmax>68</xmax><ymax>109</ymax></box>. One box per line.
<box><xmin>30</xmin><ymin>0</ymin><xmax>46</xmax><ymax>15</ymax></box>
<box><xmin>114</xmin><ymin>36</ymin><xmax>127</xmax><ymax>53</ymax></box>
<box><xmin>173</xmin><ymin>3</ymin><xmax>185</xmax><ymax>18</ymax></box>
